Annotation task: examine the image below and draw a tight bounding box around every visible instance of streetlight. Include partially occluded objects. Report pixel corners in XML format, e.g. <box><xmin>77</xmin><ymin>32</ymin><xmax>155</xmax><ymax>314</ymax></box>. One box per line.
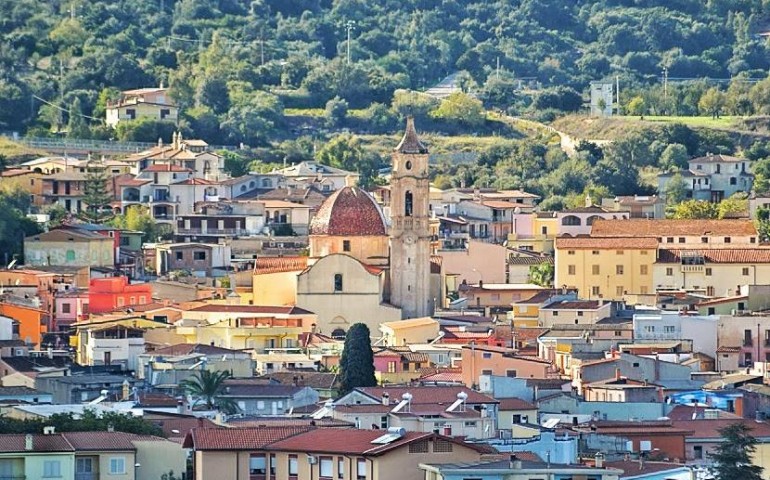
<box><xmin>471</xmin><ymin>268</ymin><xmax>484</xmax><ymax>285</ymax></box>
<box><xmin>345</xmin><ymin>20</ymin><xmax>355</xmax><ymax>65</ymax></box>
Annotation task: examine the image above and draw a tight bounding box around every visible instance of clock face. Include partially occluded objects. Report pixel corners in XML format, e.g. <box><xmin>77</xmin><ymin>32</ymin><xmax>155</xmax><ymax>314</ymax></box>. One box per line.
<box><xmin>404</xmin><ymin>234</ymin><xmax>416</xmax><ymax>245</ymax></box>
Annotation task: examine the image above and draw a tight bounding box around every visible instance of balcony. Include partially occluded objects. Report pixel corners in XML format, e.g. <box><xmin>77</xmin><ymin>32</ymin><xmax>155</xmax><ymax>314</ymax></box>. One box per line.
<box><xmin>204</xmin><ymin>194</ymin><xmax>219</xmax><ymax>202</ymax></box>
<box><xmin>177</xmin><ymin>228</ymin><xmax>251</xmax><ymax>236</ymax></box>
<box><xmin>681</xmin><ymin>265</ymin><xmax>704</xmax><ymax>273</ymax></box>
<box><xmin>75</xmin><ymin>474</ymin><xmax>97</xmax><ymax>480</ymax></box>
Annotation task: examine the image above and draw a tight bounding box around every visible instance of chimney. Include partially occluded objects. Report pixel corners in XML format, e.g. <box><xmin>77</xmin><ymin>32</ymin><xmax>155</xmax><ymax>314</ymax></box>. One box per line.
<box><xmin>107</xmin><ymin>424</ymin><xmax>115</xmax><ymax>433</ymax></box>
<box><xmin>585</xmin><ymin>193</ymin><xmax>592</xmax><ymax>208</ymax></box>
<box><xmin>382</xmin><ymin>393</ymin><xmax>390</xmax><ymax>406</ymax></box>
<box><xmin>615</xmin><ymin>367</ymin><xmax>621</xmax><ymax>380</ymax></box>
<box><xmin>177</xmin><ymin>400</ymin><xmax>184</xmax><ymax>414</ymax></box>
<box><xmin>24</xmin><ymin>434</ymin><xmax>33</xmax><ymax>451</ymax></box>
<box><xmin>478</xmin><ymin>280</ymin><xmax>484</xmax><ymax>288</ymax></box>
<box><xmin>594</xmin><ymin>452</ymin><xmax>604</xmax><ymax>468</ymax></box>
<box><xmin>509</xmin><ymin>454</ymin><xmax>522</xmax><ymax>470</ymax></box>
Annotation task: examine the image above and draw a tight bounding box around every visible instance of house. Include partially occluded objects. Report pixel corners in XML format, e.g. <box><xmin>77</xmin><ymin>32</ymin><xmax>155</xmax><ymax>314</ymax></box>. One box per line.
<box><xmin>583</xmin><ymin>378</ymin><xmax>662</xmax><ymax>403</ymax></box>
<box><xmin>183</xmin><ymin>427</ymin><xmax>487</xmax><ymax>480</ymax></box>
<box><xmin>88</xmin><ymin>277</ymin><xmax>152</xmax><ymax>314</ymax></box>
<box><xmin>263</xmin><ymin>200</ymin><xmax>312</xmax><ymax>236</ymax></box>
<box><xmin>53</xmin><ymin>289</ymin><xmax>89</xmax><ymax>331</ymax></box>
<box><xmin>40</xmin><ymin>171</ymin><xmax>88</xmax><ymax>214</ymax></box>
<box><xmin>273</xmin><ymin>160</ymin><xmax>359</xmax><ymax>192</ymax></box>
<box><xmin>632</xmin><ymin>312</ymin><xmax>718</xmax><ymax>359</ymax></box>
<box><xmin>556</xmin><ymin>198</ymin><xmax>629</xmax><ymax>237</ymax></box>
<box><xmin>605</xmin><ymin>460</ymin><xmax>692</xmax><ymax>480</ymax></box>
<box><xmin>507</xmin><ymin>251</ymin><xmax>553</xmax><ymax>285</ymax></box>
<box><xmin>554</xmin><ymin>237</ymin><xmax>658</xmax><ymax>301</ymax></box>
<box><xmin>138</xmin><ymin>343</ymin><xmax>254</xmax><ymax>388</ymax></box>
<box><xmin>73</xmin><ymin>320</ymin><xmax>145</xmax><ymax>371</ymax></box>
<box><xmin>252</xmin><ymin>352</ymin><xmax>319</xmax><ymax>375</ymax></box>
<box><xmin>670</xmin><ymin>418</ymin><xmax>770</xmax><ymax>470</ymax></box>
<box><xmin>35</xmin><ymin>374</ymin><xmax>135</xmax><ymax>404</ymax></box>
<box><xmin>0</xmin><ymin>386</ymin><xmax>52</xmax><ymax>404</ymax></box>
<box><xmin>328</xmin><ymin>386</ymin><xmax>499</xmax><ymax>439</ymax></box>
<box><xmin>601</xmin><ymin>195</ymin><xmax>665</xmax><ymax>219</ymax></box>
<box><xmin>24</xmin><ymin>229</ymin><xmax>114</xmax><ymax>268</ymax></box>
<box><xmin>0</xmin><ymin>301</ymin><xmax>49</xmax><ymax>347</ymax></box>
<box><xmin>218</xmin><ymin>379</ymin><xmax>319</xmax><ymax>415</ymax></box>
<box><xmin>579</xmin><ymin>420</ymin><xmax>693</xmax><ymax>461</ymax></box>
<box><xmin>574</xmin><ymin>353</ymin><xmax>701</xmax><ymax>395</ymax></box>
<box><xmin>496</xmin><ymin>397</ymin><xmax>539</xmax><ymax>432</ymax></box>
<box><xmin>539</xmin><ymin>300</ymin><xmax>613</xmax><ymax>327</ymax></box>
<box><xmin>379</xmin><ymin>318</ymin><xmax>440</xmax><ymax>347</ymax></box>
<box><xmin>420</xmin><ymin>456</ymin><xmax>623</xmax><ymax>480</ymax></box>
<box><xmin>460</xmin><ymin>345</ymin><xmax>556</xmax><ymax>388</ymax></box>
<box><xmin>175</xmin><ymin>199</ymin><xmax>268</xmax><ymax>242</ymax></box>
<box><xmin>252</xmin><ymin>256</ymin><xmax>308</xmax><ymax>306</ymax></box>
<box><xmin>458</xmin><ymin>283</ymin><xmax>545</xmax><ymax>313</ymax></box>
<box><xmin>258</xmin><ymin>371</ymin><xmax>339</xmax><ymax>400</ymax></box>
<box><xmin>439</xmin><ymin>241</ymin><xmax>508</xmax><ymax>286</ymax></box>
<box><xmin>589</xmin><ymin>218</ymin><xmax>758</xmax><ymax>246</ymax></box>
<box><xmin>105</xmin><ymin>86</ymin><xmax>178</xmax><ymax>127</ymax></box>
<box><xmin>373</xmin><ymin>347</ymin><xmax>431</xmax><ymax>384</ymax></box>
<box><xmin>658</xmin><ymin>153</ymin><xmax>753</xmax><ymax>203</ymax></box>
<box><xmin>716</xmin><ymin>314</ymin><xmax>770</xmax><ymax>368</ymax></box>
<box><xmin>0</xmin><ymin>355</ymin><xmax>71</xmax><ymax>388</ymax></box>
<box><xmin>456</xmin><ymin>199</ymin><xmax>530</xmax><ymax>243</ymax></box>
<box><xmin>509</xmin><ymin>289</ymin><xmax>578</xmax><ymax>328</ymax></box>
<box><xmin>154</xmin><ymin>242</ymin><xmax>231</xmax><ymax>276</ymax></box>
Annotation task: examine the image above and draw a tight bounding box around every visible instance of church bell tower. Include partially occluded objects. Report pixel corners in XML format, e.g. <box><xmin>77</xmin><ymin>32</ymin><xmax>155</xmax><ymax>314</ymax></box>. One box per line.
<box><xmin>390</xmin><ymin>117</ymin><xmax>433</xmax><ymax>319</ymax></box>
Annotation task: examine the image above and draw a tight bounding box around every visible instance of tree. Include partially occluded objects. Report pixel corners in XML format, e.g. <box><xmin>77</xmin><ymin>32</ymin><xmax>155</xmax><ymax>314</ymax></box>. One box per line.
<box><xmin>79</xmin><ymin>160</ymin><xmax>113</xmax><ymax>224</ymax></box>
<box><xmin>180</xmin><ymin>370</ymin><xmax>238</xmax><ymax>414</ymax></box>
<box><xmin>0</xmin><ymin>183</ymin><xmax>41</xmax><ymax>263</ymax></box>
<box><xmin>659</xmin><ymin>144</ymin><xmax>689</xmax><ymax>171</ymax></box>
<box><xmin>339</xmin><ymin>323</ymin><xmax>377</xmax><ymax>394</ymax></box>
<box><xmin>0</xmin><ymin>410</ymin><xmax>162</xmax><ymax>436</ymax></box>
<box><xmin>431</xmin><ymin>92</ymin><xmax>485</xmax><ymax>128</ymax></box>
<box><xmin>315</xmin><ymin>134</ymin><xmax>382</xmax><ymax>188</ymax></box>
<box><xmin>626</xmin><ymin>96</ymin><xmax>646</xmax><ymax>116</ymax></box>
<box><xmin>529</xmin><ymin>262</ymin><xmax>554</xmax><ymax>287</ymax></box>
<box><xmin>664</xmin><ymin>173</ymin><xmax>689</xmax><ymax>205</ymax></box>
<box><xmin>324</xmin><ymin>96</ymin><xmax>349</xmax><ymax>128</ymax></box>
<box><xmin>718</xmin><ymin>192</ymin><xmax>749</xmax><ymax>219</ymax></box>
<box><xmin>110</xmin><ymin>205</ymin><xmax>163</xmax><ymax>242</ymax></box>
<box><xmin>709</xmin><ymin>423</ymin><xmax>763</xmax><ymax>480</ymax></box>
<box><xmin>699</xmin><ymin>87</ymin><xmax>726</xmax><ymax>118</ymax></box>
<box><xmin>66</xmin><ymin>97</ymin><xmax>90</xmax><ymax>139</ymax></box>
<box><xmin>668</xmin><ymin>200</ymin><xmax>718</xmax><ymax>219</ymax></box>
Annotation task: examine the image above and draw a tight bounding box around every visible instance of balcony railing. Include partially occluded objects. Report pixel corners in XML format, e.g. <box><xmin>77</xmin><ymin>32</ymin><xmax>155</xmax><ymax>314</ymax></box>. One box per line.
<box><xmin>681</xmin><ymin>265</ymin><xmax>704</xmax><ymax>273</ymax></box>
<box><xmin>177</xmin><ymin>228</ymin><xmax>253</xmax><ymax>236</ymax></box>
<box><xmin>75</xmin><ymin>473</ymin><xmax>97</xmax><ymax>480</ymax></box>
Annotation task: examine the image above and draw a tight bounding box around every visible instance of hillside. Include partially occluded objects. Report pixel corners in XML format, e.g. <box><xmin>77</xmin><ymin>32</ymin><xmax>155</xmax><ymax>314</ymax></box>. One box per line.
<box><xmin>1</xmin><ymin>0</ymin><xmax>769</xmax><ymax>145</ymax></box>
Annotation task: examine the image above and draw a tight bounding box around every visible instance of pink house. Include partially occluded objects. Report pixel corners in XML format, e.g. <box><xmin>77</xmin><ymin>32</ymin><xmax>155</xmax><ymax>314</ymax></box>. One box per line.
<box><xmin>53</xmin><ymin>289</ymin><xmax>89</xmax><ymax>331</ymax></box>
<box><xmin>373</xmin><ymin>347</ymin><xmax>430</xmax><ymax>384</ymax></box>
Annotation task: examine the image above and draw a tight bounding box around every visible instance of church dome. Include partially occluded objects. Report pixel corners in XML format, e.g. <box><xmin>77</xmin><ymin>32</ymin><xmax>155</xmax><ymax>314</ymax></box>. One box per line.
<box><xmin>309</xmin><ymin>186</ymin><xmax>387</xmax><ymax>236</ymax></box>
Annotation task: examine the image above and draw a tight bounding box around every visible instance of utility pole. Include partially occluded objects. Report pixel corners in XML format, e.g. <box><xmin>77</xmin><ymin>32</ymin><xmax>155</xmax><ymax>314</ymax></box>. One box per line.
<box><xmin>616</xmin><ymin>75</ymin><xmax>620</xmax><ymax>115</ymax></box>
<box><xmin>662</xmin><ymin>67</ymin><xmax>669</xmax><ymax>100</ymax></box>
<box><xmin>496</xmin><ymin>56</ymin><xmax>500</xmax><ymax>79</ymax></box>
<box><xmin>345</xmin><ymin>20</ymin><xmax>355</xmax><ymax>65</ymax></box>
<box><xmin>260</xmin><ymin>29</ymin><xmax>265</xmax><ymax>66</ymax></box>
<box><xmin>58</xmin><ymin>60</ymin><xmax>65</xmax><ymax>133</ymax></box>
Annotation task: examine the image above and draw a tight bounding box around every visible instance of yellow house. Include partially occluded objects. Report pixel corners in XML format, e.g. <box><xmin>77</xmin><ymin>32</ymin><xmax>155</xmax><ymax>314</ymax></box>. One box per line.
<box><xmin>379</xmin><ymin>318</ymin><xmax>440</xmax><ymax>346</ymax></box>
<box><xmin>105</xmin><ymin>87</ymin><xmax>178</xmax><ymax>127</ymax></box>
<box><xmin>251</xmin><ymin>257</ymin><xmax>308</xmax><ymax>306</ymax></box>
<box><xmin>497</xmin><ymin>397</ymin><xmax>539</xmax><ymax>432</ymax></box>
<box><xmin>554</xmin><ymin>237</ymin><xmax>658</xmax><ymax>300</ymax></box>
<box><xmin>506</xmin><ymin>212</ymin><xmax>557</xmax><ymax>254</ymax></box>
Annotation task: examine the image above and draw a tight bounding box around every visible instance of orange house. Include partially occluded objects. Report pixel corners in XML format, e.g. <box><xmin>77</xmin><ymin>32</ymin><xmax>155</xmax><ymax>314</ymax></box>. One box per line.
<box><xmin>0</xmin><ymin>302</ymin><xmax>49</xmax><ymax>347</ymax></box>
<box><xmin>88</xmin><ymin>277</ymin><xmax>152</xmax><ymax>314</ymax></box>
<box><xmin>460</xmin><ymin>344</ymin><xmax>556</xmax><ymax>388</ymax></box>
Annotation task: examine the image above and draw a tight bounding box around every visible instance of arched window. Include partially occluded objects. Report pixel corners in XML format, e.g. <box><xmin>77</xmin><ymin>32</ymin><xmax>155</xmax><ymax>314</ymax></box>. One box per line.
<box><xmin>405</xmin><ymin>191</ymin><xmax>413</xmax><ymax>217</ymax></box>
<box><xmin>586</xmin><ymin>215</ymin><xmax>601</xmax><ymax>226</ymax></box>
<box><xmin>334</xmin><ymin>274</ymin><xmax>343</xmax><ymax>292</ymax></box>
<box><xmin>262</xmin><ymin>178</ymin><xmax>272</xmax><ymax>188</ymax></box>
<box><xmin>561</xmin><ymin>215</ymin><xmax>581</xmax><ymax>226</ymax></box>
<box><xmin>331</xmin><ymin>328</ymin><xmax>346</xmax><ymax>339</ymax></box>
<box><xmin>203</xmin><ymin>161</ymin><xmax>211</xmax><ymax>173</ymax></box>
<box><xmin>240</xmin><ymin>185</ymin><xmax>246</xmax><ymax>192</ymax></box>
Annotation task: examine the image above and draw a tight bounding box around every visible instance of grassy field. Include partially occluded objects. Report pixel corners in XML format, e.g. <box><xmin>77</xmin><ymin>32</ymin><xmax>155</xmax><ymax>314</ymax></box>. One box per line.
<box><xmin>616</xmin><ymin>115</ymin><xmax>742</xmax><ymax>129</ymax></box>
<box><xmin>0</xmin><ymin>137</ymin><xmax>47</xmax><ymax>161</ymax></box>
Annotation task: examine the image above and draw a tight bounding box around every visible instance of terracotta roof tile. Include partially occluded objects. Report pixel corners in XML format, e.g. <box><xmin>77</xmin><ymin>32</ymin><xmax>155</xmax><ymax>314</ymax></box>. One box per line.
<box><xmin>671</xmin><ymin>419</ymin><xmax>770</xmax><ymax>439</ymax></box>
<box><xmin>269</xmin><ymin>430</ymin><xmax>462</xmax><ymax>456</ymax></box>
<box><xmin>590</xmin><ymin>219</ymin><xmax>757</xmax><ymax>237</ymax></box>
<box><xmin>150</xmin><ymin>343</ymin><xmax>244</xmax><ymax>356</ymax></box>
<box><xmin>542</xmin><ymin>300</ymin><xmax>604</xmax><ymax>310</ymax></box>
<box><xmin>356</xmin><ymin>386</ymin><xmax>497</xmax><ymax>405</ymax></box>
<box><xmin>555</xmin><ymin>237</ymin><xmax>659</xmax><ymax>249</ymax></box>
<box><xmin>253</xmin><ymin>256</ymin><xmax>309</xmax><ymax>274</ymax></box>
<box><xmin>690</xmin><ymin>154</ymin><xmax>744</xmax><ymax>163</ymax></box>
<box><xmin>188</xmin><ymin>304</ymin><xmax>313</xmax><ymax>315</ymax></box>
<box><xmin>142</xmin><ymin>164</ymin><xmax>192</xmax><ymax>172</ymax></box>
<box><xmin>62</xmin><ymin>431</ymin><xmax>165</xmax><ymax>451</ymax></box>
<box><xmin>716</xmin><ymin>346</ymin><xmax>741</xmax><ymax>353</ymax></box>
<box><xmin>183</xmin><ymin>426</ymin><xmax>312</xmax><ymax>450</ymax></box>
<box><xmin>309</xmin><ymin>187</ymin><xmax>387</xmax><ymax>236</ymax></box>
<box><xmin>498</xmin><ymin>398</ymin><xmax>537</xmax><ymax>410</ymax></box>
<box><xmin>658</xmin><ymin>248</ymin><xmax>770</xmax><ymax>264</ymax></box>
<box><xmin>0</xmin><ymin>434</ymin><xmax>74</xmax><ymax>453</ymax></box>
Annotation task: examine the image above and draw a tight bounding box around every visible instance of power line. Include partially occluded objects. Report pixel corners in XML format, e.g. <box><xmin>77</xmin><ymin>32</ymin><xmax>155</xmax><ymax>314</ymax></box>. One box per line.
<box><xmin>32</xmin><ymin>94</ymin><xmax>102</xmax><ymax>122</ymax></box>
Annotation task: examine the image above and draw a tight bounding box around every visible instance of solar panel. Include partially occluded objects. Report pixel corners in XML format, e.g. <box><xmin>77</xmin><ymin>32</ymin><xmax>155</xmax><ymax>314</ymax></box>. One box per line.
<box><xmin>542</xmin><ymin>418</ymin><xmax>560</xmax><ymax>429</ymax></box>
<box><xmin>370</xmin><ymin>433</ymin><xmax>402</xmax><ymax>445</ymax></box>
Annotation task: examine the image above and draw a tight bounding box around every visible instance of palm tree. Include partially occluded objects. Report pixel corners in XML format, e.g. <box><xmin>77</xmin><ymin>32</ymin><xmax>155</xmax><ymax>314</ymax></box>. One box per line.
<box><xmin>180</xmin><ymin>370</ymin><xmax>238</xmax><ymax>414</ymax></box>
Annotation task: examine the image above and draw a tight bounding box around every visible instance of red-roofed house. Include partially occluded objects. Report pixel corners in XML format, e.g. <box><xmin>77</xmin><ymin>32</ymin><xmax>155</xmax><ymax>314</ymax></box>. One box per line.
<box><xmin>460</xmin><ymin>344</ymin><xmax>556</xmax><ymax>388</ymax></box>
<box><xmin>183</xmin><ymin>427</ymin><xmax>487</xmax><ymax>480</ymax></box>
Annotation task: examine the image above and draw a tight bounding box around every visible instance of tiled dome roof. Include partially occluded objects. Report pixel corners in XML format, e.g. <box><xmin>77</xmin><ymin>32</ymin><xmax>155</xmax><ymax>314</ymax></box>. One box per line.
<box><xmin>309</xmin><ymin>187</ymin><xmax>387</xmax><ymax>236</ymax></box>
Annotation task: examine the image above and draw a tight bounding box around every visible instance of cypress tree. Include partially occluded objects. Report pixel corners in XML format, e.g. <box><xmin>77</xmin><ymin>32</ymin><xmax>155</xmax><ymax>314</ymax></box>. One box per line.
<box><xmin>80</xmin><ymin>159</ymin><xmax>112</xmax><ymax>224</ymax></box>
<box><xmin>339</xmin><ymin>323</ymin><xmax>377</xmax><ymax>394</ymax></box>
<box><xmin>710</xmin><ymin>423</ymin><xmax>763</xmax><ymax>480</ymax></box>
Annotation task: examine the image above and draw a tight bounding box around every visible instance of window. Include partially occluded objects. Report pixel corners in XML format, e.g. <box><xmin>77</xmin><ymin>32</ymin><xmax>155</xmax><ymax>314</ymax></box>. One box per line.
<box><xmin>380</xmin><ymin>416</ymin><xmax>388</xmax><ymax>429</ymax></box>
<box><xmin>76</xmin><ymin>457</ymin><xmax>93</xmax><ymax>474</ymax></box>
<box><xmin>320</xmin><ymin>457</ymin><xmax>334</xmax><ymax>478</ymax></box>
<box><xmin>338</xmin><ymin>457</ymin><xmax>344</xmax><ymax>479</ymax></box>
<box><xmin>433</xmin><ymin>439</ymin><xmax>454</xmax><ymax>452</ymax></box>
<box><xmin>701</xmin><ymin>237</ymin><xmax>708</xmax><ymax>243</ymax></box>
<box><xmin>109</xmin><ymin>457</ymin><xmax>126</xmax><ymax>475</ymax></box>
<box><xmin>117</xmin><ymin>297</ymin><xmax>125</xmax><ymax>307</ymax></box>
<box><xmin>591</xmin><ymin>286</ymin><xmax>600</xmax><ymax>296</ymax></box>
<box><xmin>409</xmin><ymin>440</ymin><xmax>429</xmax><ymax>453</ymax></box>
<box><xmin>66</xmin><ymin>250</ymin><xmax>75</xmax><ymax>262</ymax></box>
<box><xmin>289</xmin><ymin>455</ymin><xmax>298</xmax><ymax>478</ymax></box>
<box><xmin>541</xmin><ymin>226</ymin><xmax>548</xmax><ymax>235</ymax></box>
<box><xmin>745</xmin><ymin>330</ymin><xmax>753</xmax><ymax>347</ymax></box>
<box><xmin>193</xmin><ymin>251</ymin><xmax>207</xmax><ymax>260</ymax></box>
<box><xmin>666</xmin><ymin>267</ymin><xmax>673</xmax><ymax>276</ymax></box>
<box><xmin>343</xmin><ymin>240</ymin><xmax>351</xmax><ymax>252</ymax></box>
<box><xmin>725</xmin><ymin>237</ymin><xmax>732</xmax><ymax>243</ymax></box>
<box><xmin>640</xmin><ymin>265</ymin><xmax>648</xmax><ymax>275</ymax></box>
<box><xmin>730</xmin><ymin>177</ymin><xmax>737</xmax><ymax>185</ymax></box>
<box><xmin>481</xmin><ymin>369</ymin><xmax>493</xmax><ymax>376</ymax></box>
<box><xmin>250</xmin><ymin>454</ymin><xmax>267</xmax><ymax>477</ymax></box>
<box><xmin>743</xmin><ymin>267</ymin><xmax>750</xmax><ymax>276</ymax></box>
<box><xmin>334</xmin><ymin>274</ymin><xmax>343</xmax><ymax>292</ymax></box>
<box><xmin>482</xmin><ymin>352</ymin><xmax>492</xmax><ymax>359</ymax></box>
<box><xmin>568</xmin><ymin>265</ymin><xmax>576</xmax><ymax>275</ymax></box>
<box><xmin>577</xmin><ymin>311</ymin><xmax>583</xmax><ymax>316</ymax></box>
<box><xmin>562</xmin><ymin>215</ymin><xmax>581</xmax><ymax>226</ymax></box>
<box><xmin>506</xmin><ymin>370</ymin><xmax>517</xmax><ymax>377</ymax></box>
<box><xmin>614</xmin><ymin>330</ymin><xmax>623</xmax><ymax>337</ymax></box>
<box><xmin>553</xmin><ymin>311</ymin><xmax>559</xmax><ymax>316</ymax></box>
<box><xmin>752</xmin><ymin>237</ymin><xmax>757</xmax><ymax>244</ymax></box>
<box><xmin>175</xmin><ymin>251</ymin><xmax>183</xmax><ymax>261</ymax></box>
<box><xmin>694</xmin><ymin>445</ymin><xmax>703</xmax><ymax>459</ymax></box>
<box><xmin>567</xmin><ymin>250</ymin><xmax>575</xmax><ymax>255</ymax></box>
<box><xmin>271</xmin><ymin>455</ymin><xmax>277</xmax><ymax>475</ymax></box>
<box><xmin>257</xmin><ymin>400</ymin><xmax>265</xmax><ymax>410</ymax></box>
<box><xmin>61</xmin><ymin>303</ymin><xmax>71</xmax><ymax>314</ymax></box>
<box><xmin>357</xmin><ymin>459</ymin><xmax>367</xmax><ymax>480</ymax></box>
<box><xmin>592</xmin><ymin>265</ymin><xmax>600</xmax><ymax>275</ymax></box>
<box><xmin>678</xmin><ymin>237</ymin><xmax>685</xmax><ymax>243</ymax></box>
<box><xmin>644</xmin><ymin>325</ymin><xmax>655</xmax><ymax>333</ymax></box>
<box><xmin>387</xmin><ymin>361</ymin><xmax>396</xmax><ymax>373</ymax></box>
<box><xmin>405</xmin><ymin>191</ymin><xmax>413</xmax><ymax>217</ymax></box>
<box><xmin>706</xmin><ymin>267</ymin><xmax>712</xmax><ymax>276</ymax></box>
<box><xmin>640</xmin><ymin>250</ymin><xmax>648</xmax><ymax>255</ymax></box>
<box><xmin>616</xmin><ymin>265</ymin><xmax>624</xmax><ymax>275</ymax></box>
<box><xmin>592</xmin><ymin>250</ymin><xmax>600</xmax><ymax>255</ymax></box>
<box><xmin>464</xmin><ymin>421</ymin><xmax>478</xmax><ymax>427</ymax></box>
<box><xmin>640</xmin><ymin>286</ymin><xmax>649</xmax><ymax>294</ymax></box>
<box><xmin>664</xmin><ymin>326</ymin><xmax>676</xmax><ymax>333</ymax></box>
<box><xmin>44</xmin><ymin>460</ymin><xmax>61</xmax><ymax>477</ymax></box>
<box><xmin>616</xmin><ymin>286</ymin><xmax>624</xmax><ymax>297</ymax></box>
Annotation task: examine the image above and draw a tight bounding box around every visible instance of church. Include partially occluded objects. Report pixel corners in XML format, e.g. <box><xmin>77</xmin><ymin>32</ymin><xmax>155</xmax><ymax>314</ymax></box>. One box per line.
<box><xmin>254</xmin><ymin>118</ymin><xmax>440</xmax><ymax>337</ymax></box>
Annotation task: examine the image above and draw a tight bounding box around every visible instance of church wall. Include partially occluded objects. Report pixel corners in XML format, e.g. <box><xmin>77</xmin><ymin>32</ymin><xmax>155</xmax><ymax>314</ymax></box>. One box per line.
<box><xmin>309</xmin><ymin>235</ymin><xmax>389</xmax><ymax>265</ymax></box>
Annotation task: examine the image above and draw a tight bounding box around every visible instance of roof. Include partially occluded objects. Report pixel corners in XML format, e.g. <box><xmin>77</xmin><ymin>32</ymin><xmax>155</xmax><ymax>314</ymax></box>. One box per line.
<box><xmin>611</xmin><ymin>195</ymin><xmax>663</xmax><ymax>206</ymax></box>
<box><xmin>309</xmin><ymin>187</ymin><xmax>387</xmax><ymax>236</ymax></box>
<box><xmin>254</xmin><ymin>256</ymin><xmax>309</xmax><ymax>274</ymax></box>
<box><xmin>426</xmin><ymin>459</ymin><xmax>614</xmax><ymax>473</ymax></box>
<box><xmin>716</xmin><ymin>345</ymin><xmax>741</xmax><ymax>353</ymax></box>
<box><xmin>671</xmin><ymin>419</ymin><xmax>770</xmax><ymax>439</ymax></box>
<box><xmin>658</xmin><ymin>248</ymin><xmax>770</xmax><ymax>264</ymax></box>
<box><xmin>0</xmin><ymin>434</ymin><xmax>74</xmax><ymax>453</ymax></box>
<box><xmin>380</xmin><ymin>317</ymin><xmax>437</xmax><ymax>330</ymax></box>
<box><xmin>690</xmin><ymin>154</ymin><xmax>745</xmax><ymax>163</ymax></box>
<box><xmin>187</xmin><ymin>304</ymin><xmax>313</xmax><ymax>315</ymax></box>
<box><xmin>261</xmin><ymin>200</ymin><xmax>310</xmax><ymax>209</ymax></box>
<box><xmin>219</xmin><ymin>383</ymin><xmax>306</xmax><ymax>398</ymax></box>
<box><xmin>141</xmin><ymin>164</ymin><xmax>192</xmax><ymax>172</ymax></box>
<box><xmin>498</xmin><ymin>398</ymin><xmax>537</xmax><ymax>410</ymax></box>
<box><xmin>270</xmin><ymin>430</ymin><xmax>469</xmax><ymax>456</ymax></box>
<box><xmin>259</xmin><ymin>372</ymin><xmax>338</xmax><ymax>390</ymax></box>
<box><xmin>149</xmin><ymin>343</ymin><xmax>245</xmax><ymax>356</ymax></box>
<box><xmin>590</xmin><ymin>219</ymin><xmax>757</xmax><ymax>237</ymax></box>
<box><xmin>508</xmin><ymin>256</ymin><xmax>554</xmax><ymax>265</ymax></box>
<box><xmin>183</xmin><ymin>426</ymin><xmax>312</xmax><ymax>450</ymax></box>
<box><xmin>555</xmin><ymin>237</ymin><xmax>659</xmax><ymax>249</ymax></box>
<box><xmin>542</xmin><ymin>300</ymin><xmax>605</xmax><ymax>311</ymax></box>
<box><xmin>395</xmin><ymin>117</ymin><xmax>428</xmax><ymax>154</ymax></box>
<box><xmin>605</xmin><ymin>460</ymin><xmax>690</xmax><ymax>479</ymax></box>
<box><xmin>62</xmin><ymin>431</ymin><xmax>165</xmax><ymax>451</ymax></box>
<box><xmin>0</xmin><ymin>386</ymin><xmax>48</xmax><ymax>397</ymax></box>
<box><xmin>0</xmin><ymin>356</ymin><xmax>71</xmax><ymax>373</ymax></box>
<box><xmin>356</xmin><ymin>386</ymin><xmax>497</xmax><ymax>405</ymax></box>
